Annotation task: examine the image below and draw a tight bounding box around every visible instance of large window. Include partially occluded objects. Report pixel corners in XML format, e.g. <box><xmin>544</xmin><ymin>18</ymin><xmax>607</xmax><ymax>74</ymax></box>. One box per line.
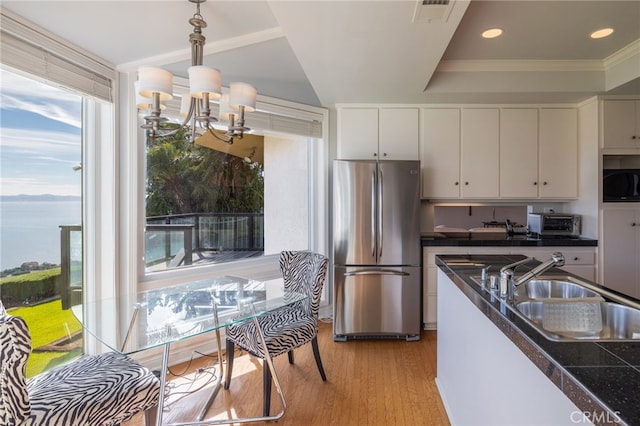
<box><xmin>0</xmin><ymin>68</ymin><xmax>84</xmax><ymax>376</ymax></box>
<box><xmin>1</xmin><ymin>8</ymin><xmax>116</xmax><ymax>370</ymax></box>
<box><xmin>140</xmin><ymin>94</ymin><xmax>326</xmax><ymax>278</ymax></box>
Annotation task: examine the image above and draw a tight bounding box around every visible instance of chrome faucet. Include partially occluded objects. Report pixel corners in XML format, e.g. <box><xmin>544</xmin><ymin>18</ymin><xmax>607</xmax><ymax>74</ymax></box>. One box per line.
<box><xmin>498</xmin><ymin>252</ymin><xmax>565</xmax><ymax>300</ymax></box>
<box><xmin>499</xmin><ymin>257</ymin><xmax>533</xmax><ymax>299</ymax></box>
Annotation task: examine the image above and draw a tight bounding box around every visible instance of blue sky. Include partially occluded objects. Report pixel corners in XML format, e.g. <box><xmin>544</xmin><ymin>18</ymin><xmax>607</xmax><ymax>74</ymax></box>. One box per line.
<box><xmin>0</xmin><ymin>68</ymin><xmax>82</xmax><ymax>196</ymax></box>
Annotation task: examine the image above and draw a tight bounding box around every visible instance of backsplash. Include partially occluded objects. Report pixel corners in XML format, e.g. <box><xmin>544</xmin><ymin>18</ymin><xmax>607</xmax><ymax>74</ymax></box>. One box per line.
<box><xmin>433</xmin><ymin>205</ymin><xmax>527</xmax><ymax>230</ymax></box>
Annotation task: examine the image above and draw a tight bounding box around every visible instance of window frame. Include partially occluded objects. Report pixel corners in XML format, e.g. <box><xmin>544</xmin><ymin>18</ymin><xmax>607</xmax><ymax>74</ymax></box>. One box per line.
<box><xmin>119</xmin><ymin>73</ymin><xmax>329</xmax><ymax>295</ymax></box>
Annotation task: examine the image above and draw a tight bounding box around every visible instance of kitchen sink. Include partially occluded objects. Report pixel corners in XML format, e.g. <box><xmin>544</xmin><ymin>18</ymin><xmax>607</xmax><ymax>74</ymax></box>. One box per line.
<box><xmin>515</xmin><ymin>301</ymin><xmax>640</xmax><ymax>341</ymax></box>
<box><xmin>518</xmin><ymin>279</ymin><xmax>602</xmax><ymax>300</ymax></box>
<box><xmin>469</xmin><ymin>272</ymin><xmax>640</xmax><ymax>341</ymax></box>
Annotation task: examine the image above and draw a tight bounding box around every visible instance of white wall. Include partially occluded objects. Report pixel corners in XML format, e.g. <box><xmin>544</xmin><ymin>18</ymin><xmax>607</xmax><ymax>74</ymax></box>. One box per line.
<box><xmin>264</xmin><ymin>135</ymin><xmax>309</xmax><ymax>254</ymax></box>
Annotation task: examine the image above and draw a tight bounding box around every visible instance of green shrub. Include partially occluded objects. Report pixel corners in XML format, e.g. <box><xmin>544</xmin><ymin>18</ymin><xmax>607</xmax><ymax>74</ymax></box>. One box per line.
<box><xmin>0</xmin><ymin>268</ymin><xmax>60</xmax><ymax>308</ymax></box>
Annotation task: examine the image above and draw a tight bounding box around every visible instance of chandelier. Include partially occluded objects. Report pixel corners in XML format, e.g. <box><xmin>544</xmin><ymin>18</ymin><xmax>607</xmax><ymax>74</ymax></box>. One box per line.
<box><xmin>136</xmin><ymin>0</ymin><xmax>257</xmax><ymax>144</ymax></box>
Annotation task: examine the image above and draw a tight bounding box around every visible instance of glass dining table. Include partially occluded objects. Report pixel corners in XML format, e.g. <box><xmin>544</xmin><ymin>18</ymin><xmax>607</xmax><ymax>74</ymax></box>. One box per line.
<box><xmin>74</xmin><ymin>275</ymin><xmax>306</xmax><ymax>426</ymax></box>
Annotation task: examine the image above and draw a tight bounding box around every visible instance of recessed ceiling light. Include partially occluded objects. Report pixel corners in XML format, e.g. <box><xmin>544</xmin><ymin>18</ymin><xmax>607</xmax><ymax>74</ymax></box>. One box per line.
<box><xmin>482</xmin><ymin>28</ymin><xmax>503</xmax><ymax>39</ymax></box>
<box><xmin>590</xmin><ymin>28</ymin><xmax>614</xmax><ymax>39</ymax></box>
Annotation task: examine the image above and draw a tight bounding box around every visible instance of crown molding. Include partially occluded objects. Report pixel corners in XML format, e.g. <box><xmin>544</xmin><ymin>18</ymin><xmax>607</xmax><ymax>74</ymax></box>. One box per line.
<box><xmin>436</xmin><ymin>38</ymin><xmax>640</xmax><ymax>76</ymax></box>
<box><xmin>436</xmin><ymin>59</ymin><xmax>604</xmax><ymax>73</ymax></box>
<box><xmin>603</xmin><ymin>38</ymin><xmax>640</xmax><ymax>69</ymax></box>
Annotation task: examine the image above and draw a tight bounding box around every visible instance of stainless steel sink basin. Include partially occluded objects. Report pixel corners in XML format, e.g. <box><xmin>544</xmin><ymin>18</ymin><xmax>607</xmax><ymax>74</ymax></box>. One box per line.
<box><xmin>515</xmin><ymin>301</ymin><xmax>640</xmax><ymax>341</ymax></box>
<box><xmin>520</xmin><ymin>279</ymin><xmax>602</xmax><ymax>299</ymax></box>
<box><xmin>468</xmin><ymin>270</ymin><xmax>640</xmax><ymax>341</ymax></box>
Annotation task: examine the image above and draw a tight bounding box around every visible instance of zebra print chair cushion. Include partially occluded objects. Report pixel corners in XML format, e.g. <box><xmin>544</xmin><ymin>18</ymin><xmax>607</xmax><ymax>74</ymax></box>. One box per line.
<box><xmin>225</xmin><ymin>250</ymin><xmax>328</xmax><ymax>358</ymax></box>
<box><xmin>0</xmin><ymin>315</ymin><xmax>31</xmax><ymax>424</ymax></box>
<box><xmin>0</xmin><ymin>312</ymin><xmax>160</xmax><ymax>426</ymax></box>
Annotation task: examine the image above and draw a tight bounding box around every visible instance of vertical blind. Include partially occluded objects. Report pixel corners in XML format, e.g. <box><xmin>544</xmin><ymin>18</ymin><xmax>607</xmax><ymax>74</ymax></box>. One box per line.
<box><xmin>0</xmin><ymin>8</ymin><xmax>115</xmax><ymax>102</ymax></box>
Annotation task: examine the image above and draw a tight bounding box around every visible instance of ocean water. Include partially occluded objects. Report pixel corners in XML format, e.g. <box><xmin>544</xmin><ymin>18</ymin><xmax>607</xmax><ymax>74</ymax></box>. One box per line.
<box><xmin>0</xmin><ymin>200</ymin><xmax>81</xmax><ymax>270</ymax></box>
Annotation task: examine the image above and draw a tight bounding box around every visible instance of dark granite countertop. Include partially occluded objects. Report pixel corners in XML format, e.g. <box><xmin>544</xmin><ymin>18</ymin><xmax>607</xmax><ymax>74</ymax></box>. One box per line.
<box><xmin>436</xmin><ymin>254</ymin><xmax>639</xmax><ymax>426</ymax></box>
<box><xmin>422</xmin><ymin>232</ymin><xmax>598</xmax><ymax>247</ymax></box>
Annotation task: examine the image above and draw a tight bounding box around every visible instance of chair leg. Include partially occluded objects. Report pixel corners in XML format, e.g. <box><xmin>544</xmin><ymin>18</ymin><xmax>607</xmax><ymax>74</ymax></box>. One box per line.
<box><xmin>311</xmin><ymin>336</ymin><xmax>327</xmax><ymax>381</ymax></box>
<box><xmin>224</xmin><ymin>339</ymin><xmax>235</xmax><ymax>390</ymax></box>
<box><xmin>263</xmin><ymin>360</ymin><xmax>272</xmax><ymax>417</ymax></box>
<box><xmin>144</xmin><ymin>406</ymin><xmax>157</xmax><ymax>426</ymax></box>
<box><xmin>287</xmin><ymin>350</ymin><xmax>294</xmax><ymax>364</ymax></box>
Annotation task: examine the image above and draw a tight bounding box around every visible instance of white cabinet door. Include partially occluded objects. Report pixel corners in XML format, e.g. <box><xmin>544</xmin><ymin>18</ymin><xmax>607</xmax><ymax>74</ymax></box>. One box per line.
<box><xmin>379</xmin><ymin>108</ymin><xmax>419</xmax><ymax>160</ymax></box>
<box><xmin>500</xmin><ymin>109</ymin><xmax>539</xmax><ymax>198</ymax></box>
<box><xmin>461</xmin><ymin>108</ymin><xmax>499</xmax><ymax>198</ymax></box>
<box><xmin>337</xmin><ymin>108</ymin><xmax>378</xmax><ymax>159</ymax></box>
<box><xmin>421</xmin><ymin>108</ymin><xmax>461</xmax><ymax>198</ymax></box>
<box><xmin>602</xmin><ymin>100</ymin><xmax>640</xmax><ymax>149</ymax></box>
<box><xmin>538</xmin><ymin>108</ymin><xmax>578</xmax><ymax>198</ymax></box>
<box><xmin>602</xmin><ymin>207</ymin><xmax>640</xmax><ymax>299</ymax></box>
<box><xmin>337</xmin><ymin>107</ymin><xmax>419</xmax><ymax>160</ymax></box>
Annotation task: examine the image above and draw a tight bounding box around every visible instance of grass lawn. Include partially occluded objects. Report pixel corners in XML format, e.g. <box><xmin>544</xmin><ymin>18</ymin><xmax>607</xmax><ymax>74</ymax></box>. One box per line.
<box><xmin>8</xmin><ymin>299</ymin><xmax>84</xmax><ymax>377</ymax></box>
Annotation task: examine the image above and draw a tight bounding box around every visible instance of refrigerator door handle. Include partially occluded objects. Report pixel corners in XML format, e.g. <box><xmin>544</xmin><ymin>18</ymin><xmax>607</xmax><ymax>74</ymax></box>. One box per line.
<box><xmin>344</xmin><ymin>269</ymin><xmax>410</xmax><ymax>276</ymax></box>
<box><xmin>371</xmin><ymin>170</ymin><xmax>377</xmax><ymax>257</ymax></box>
<box><xmin>377</xmin><ymin>167</ymin><xmax>383</xmax><ymax>258</ymax></box>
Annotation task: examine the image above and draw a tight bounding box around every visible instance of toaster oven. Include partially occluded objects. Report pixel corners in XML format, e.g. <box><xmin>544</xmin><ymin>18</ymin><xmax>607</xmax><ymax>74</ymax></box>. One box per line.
<box><xmin>527</xmin><ymin>213</ymin><xmax>581</xmax><ymax>237</ymax></box>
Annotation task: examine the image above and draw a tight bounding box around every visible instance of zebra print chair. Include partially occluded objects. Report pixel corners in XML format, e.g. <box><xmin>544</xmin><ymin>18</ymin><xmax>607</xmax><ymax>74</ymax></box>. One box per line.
<box><xmin>224</xmin><ymin>250</ymin><xmax>329</xmax><ymax>416</ymax></box>
<box><xmin>0</xmin><ymin>306</ymin><xmax>160</xmax><ymax>426</ymax></box>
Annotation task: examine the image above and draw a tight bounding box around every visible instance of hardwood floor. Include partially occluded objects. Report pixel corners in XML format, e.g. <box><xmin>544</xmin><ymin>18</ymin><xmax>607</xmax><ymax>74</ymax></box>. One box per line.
<box><xmin>125</xmin><ymin>321</ymin><xmax>450</xmax><ymax>425</ymax></box>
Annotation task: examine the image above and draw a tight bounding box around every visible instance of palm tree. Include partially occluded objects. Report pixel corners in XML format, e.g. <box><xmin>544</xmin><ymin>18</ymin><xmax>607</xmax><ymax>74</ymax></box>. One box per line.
<box><xmin>145</xmin><ymin>127</ymin><xmax>264</xmax><ymax>217</ymax></box>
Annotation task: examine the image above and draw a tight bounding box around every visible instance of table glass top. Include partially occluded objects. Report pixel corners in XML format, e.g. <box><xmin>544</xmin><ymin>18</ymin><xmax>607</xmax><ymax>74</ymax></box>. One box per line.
<box><xmin>75</xmin><ymin>275</ymin><xmax>305</xmax><ymax>354</ymax></box>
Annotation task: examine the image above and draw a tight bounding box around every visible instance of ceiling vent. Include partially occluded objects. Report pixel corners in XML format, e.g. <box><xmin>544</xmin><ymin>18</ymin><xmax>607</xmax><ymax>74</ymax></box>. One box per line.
<box><xmin>413</xmin><ymin>0</ymin><xmax>455</xmax><ymax>23</ymax></box>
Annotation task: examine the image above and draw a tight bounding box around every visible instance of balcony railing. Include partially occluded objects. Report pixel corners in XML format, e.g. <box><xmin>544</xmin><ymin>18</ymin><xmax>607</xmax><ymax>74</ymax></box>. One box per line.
<box><xmin>58</xmin><ymin>213</ymin><xmax>264</xmax><ymax>308</ymax></box>
<box><xmin>145</xmin><ymin>212</ymin><xmax>265</xmax><ymax>268</ymax></box>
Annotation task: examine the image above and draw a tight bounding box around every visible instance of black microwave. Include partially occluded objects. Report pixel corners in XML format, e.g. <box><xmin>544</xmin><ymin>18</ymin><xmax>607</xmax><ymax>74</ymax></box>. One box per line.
<box><xmin>603</xmin><ymin>169</ymin><xmax>640</xmax><ymax>202</ymax></box>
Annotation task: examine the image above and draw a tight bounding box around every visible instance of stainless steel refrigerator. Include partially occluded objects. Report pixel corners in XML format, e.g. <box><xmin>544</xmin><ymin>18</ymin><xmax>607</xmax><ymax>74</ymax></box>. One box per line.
<box><xmin>333</xmin><ymin>159</ymin><xmax>421</xmax><ymax>341</ymax></box>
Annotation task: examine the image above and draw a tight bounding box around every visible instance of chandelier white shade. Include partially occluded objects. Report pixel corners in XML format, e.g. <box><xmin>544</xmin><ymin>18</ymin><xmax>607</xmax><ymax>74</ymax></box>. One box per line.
<box><xmin>135</xmin><ymin>81</ymin><xmax>166</xmax><ymax>110</ymax></box>
<box><xmin>137</xmin><ymin>0</ymin><xmax>256</xmax><ymax>144</ymax></box>
<box><xmin>229</xmin><ymin>82</ymin><xmax>257</xmax><ymax>111</ymax></box>
<box><xmin>138</xmin><ymin>67</ymin><xmax>173</xmax><ymax>100</ymax></box>
<box><xmin>188</xmin><ymin>66</ymin><xmax>221</xmax><ymax>99</ymax></box>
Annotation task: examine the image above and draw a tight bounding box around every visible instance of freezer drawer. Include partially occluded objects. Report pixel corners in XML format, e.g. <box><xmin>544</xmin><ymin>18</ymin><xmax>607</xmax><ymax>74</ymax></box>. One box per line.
<box><xmin>333</xmin><ymin>266</ymin><xmax>421</xmax><ymax>341</ymax></box>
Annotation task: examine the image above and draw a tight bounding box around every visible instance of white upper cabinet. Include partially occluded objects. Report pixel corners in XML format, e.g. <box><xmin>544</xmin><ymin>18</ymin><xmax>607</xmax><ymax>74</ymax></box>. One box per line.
<box><xmin>460</xmin><ymin>109</ymin><xmax>499</xmax><ymax>198</ymax></box>
<box><xmin>500</xmin><ymin>108</ymin><xmax>577</xmax><ymax>199</ymax></box>
<box><xmin>337</xmin><ymin>108</ymin><xmax>378</xmax><ymax>159</ymax></box>
<box><xmin>538</xmin><ymin>108</ymin><xmax>578</xmax><ymax>198</ymax></box>
<box><xmin>421</xmin><ymin>108</ymin><xmax>460</xmax><ymax>198</ymax></box>
<box><xmin>421</xmin><ymin>108</ymin><xmax>500</xmax><ymax>199</ymax></box>
<box><xmin>421</xmin><ymin>106</ymin><xmax>577</xmax><ymax>200</ymax></box>
<box><xmin>337</xmin><ymin>107</ymin><xmax>419</xmax><ymax>160</ymax></box>
<box><xmin>500</xmin><ymin>109</ymin><xmax>539</xmax><ymax>198</ymax></box>
<box><xmin>602</xmin><ymin>100</ymin><xmax>640</xmax><ymax>150</ymax></box>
